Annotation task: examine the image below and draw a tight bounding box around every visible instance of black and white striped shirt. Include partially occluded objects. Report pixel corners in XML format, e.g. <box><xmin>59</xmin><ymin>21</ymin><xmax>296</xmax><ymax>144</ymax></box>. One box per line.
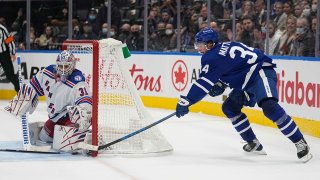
<box><xmin>0</xmin><ymin>24</ymin><xmax>16</xmax><ymax>55</ymax></box>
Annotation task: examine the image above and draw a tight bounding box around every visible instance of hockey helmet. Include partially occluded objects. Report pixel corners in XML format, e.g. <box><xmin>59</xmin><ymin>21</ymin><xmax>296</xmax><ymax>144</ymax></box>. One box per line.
<box><xmin>56</xmin><ymin>50</ymin><xmax>76</xmax><ymax>81</ymax></box>
<box><xmin>194</xmin><ymin>27</ymin><xmax>219</xmax><ymax>53</ymax></box>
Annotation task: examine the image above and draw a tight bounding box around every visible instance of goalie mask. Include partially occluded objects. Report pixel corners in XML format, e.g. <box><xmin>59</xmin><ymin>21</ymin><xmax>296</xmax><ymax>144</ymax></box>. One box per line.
<box><xmin>56</xmin><ymin>50</ymin><xmax>76</xmax><ymax>81</ymax></box>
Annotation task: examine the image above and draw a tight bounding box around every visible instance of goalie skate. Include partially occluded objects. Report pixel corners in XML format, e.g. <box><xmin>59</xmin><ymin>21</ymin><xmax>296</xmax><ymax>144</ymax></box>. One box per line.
<box><xmin>243</xmin><ymin>139</ymin><xmax>267</xmax><ymax>155</ymax></box>
<box><xmin>295</xmin><ymin>138</ymin><xmax>312</xmax><ymax>163</ymax></box>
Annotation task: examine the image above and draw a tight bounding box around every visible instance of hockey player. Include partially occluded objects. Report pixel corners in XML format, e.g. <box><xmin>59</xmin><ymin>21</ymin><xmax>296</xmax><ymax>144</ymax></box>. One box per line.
<box><xmin>6</xmin><ymin>50</ymin><xmax>92</xmax><ymax>151</ymax></box>
<box><xmin>175</xmin><ymin>27</ymin><xmax>312</xmax><ymax>162</ymax></box>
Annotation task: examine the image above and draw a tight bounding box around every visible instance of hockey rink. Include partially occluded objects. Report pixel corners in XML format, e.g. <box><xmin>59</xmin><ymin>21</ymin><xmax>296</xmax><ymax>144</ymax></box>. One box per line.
<box><xmin>0</xmin><ymin>100</ymin><xmax>320</xmax><ymax>180</ymax></box>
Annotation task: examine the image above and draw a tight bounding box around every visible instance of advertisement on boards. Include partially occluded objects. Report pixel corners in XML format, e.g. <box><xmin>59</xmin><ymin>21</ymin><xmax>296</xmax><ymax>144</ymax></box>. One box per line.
<box><xmin>0</xmin><ymin>52</ymin><xmax>319</xmax><ymax>121</ymax></box>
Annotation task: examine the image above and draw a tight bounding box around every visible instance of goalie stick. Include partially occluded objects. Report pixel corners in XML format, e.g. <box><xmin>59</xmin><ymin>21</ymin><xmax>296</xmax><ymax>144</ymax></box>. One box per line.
<box><xmin>17</xmin><ymin>56</ymin><xmax>32</xmax><ymax>150</ymax></box>
<box><xmin>0</xmin><ymin>57</ymin><xmax>58</xmax><ymax>154</ymax></box>
<box><xmin>0</xmin><ymin>148</ymin><xmax>60</xmax><ymax>154</ymax></box>
<box><xmin>78</xmin><ymin>112</ymin><xmax>176</xmax><ymax>152</ymax></box>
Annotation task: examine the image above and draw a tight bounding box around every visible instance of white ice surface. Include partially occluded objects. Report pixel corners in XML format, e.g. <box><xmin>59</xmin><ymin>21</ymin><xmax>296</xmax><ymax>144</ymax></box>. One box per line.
<box><xmin>0</xmin><ymin>100</ymin><xmax>320</xmax><ymax>180</ymax></box>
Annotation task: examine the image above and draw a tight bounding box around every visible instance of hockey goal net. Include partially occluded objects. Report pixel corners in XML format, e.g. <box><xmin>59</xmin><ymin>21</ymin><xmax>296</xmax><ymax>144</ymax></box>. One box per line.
<box><xmin>62</xmin><ymin>39</ymin><xmax>173</xmax><ymax>157</ymax></box>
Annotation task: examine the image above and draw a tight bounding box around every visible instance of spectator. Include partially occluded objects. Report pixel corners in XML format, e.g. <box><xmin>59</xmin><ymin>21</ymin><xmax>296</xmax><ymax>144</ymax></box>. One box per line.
<box><xmin>29</xmin><ymin>32</ymin><xmax>39</xmax><ymax>50</ymax></box>
<box><xmin>85</xmin><ymin>8</ymin><xmax>100</xmax><ymax>35</ymax></box>
<box><xmin>294</xmin><ymin>4</ymin><xmax>304</xmax><ymax>18</ymax></box>
<box><xmin>197</xmin><ymin>5</ymin><xmax>216</xmax><ymax>29</ymax></box>
<box><xmin>10</xmin><ymin>21</ymin><xmax>22</xmax><ymax>47</ymax></box>
<box><xmin>149</xmin><ymin>22</ymin><xmax>167</xmax><ymax>51</ymax></box>
<box><xmin>72</xmin><ymin>25</ymin><xmax>81</xmax><ymax>40</ymax></box>
<box><xmin>199</xmin><ymin>21</ymin><xmax>208</xmax><ymax>30</ymax></box>
<box><xmin>255</xmin><ymin>0</ymin><xmax>267</xmax><ymax>26</ymax></box>
<box><xmin>239</xmin><ymin>15</ymin><xmax>255</xmax><ymax>47</ymax></box>
<box><xmin>211</xmin><ymin>0</ymin><xmax>224</xmax><ymax>19</ymax></box>
<box><xmin>148</xmin><ymin>8</ymin><xmax>159</xmax><ymax>35</ymax></box>
<box><xmin>159</xmin><ymin>9</ymin><xmax>175</xmax><ymax>26</ymax></box>
<box><xmin>264</xmin><ymin>21</ymin><xmax>282</xmax><ymax>55</ymax></box>
<box><xmin>311</xmin><ymin>16</ymin><xmax>317</xmax><ymax>35</ymax></box>
<box><xmin>210</xmin><ymin>21</ymin><xmax>228</xmax><ymax>42</ymax></box>
<box><xmin>79</xmin><ymin>21</ymin><xmax>98</xmax><ymax>40</ymax></box>
<box><xmin>109</xmin><ymin>25</ymin><xmax>118</xmax><ymax>39</ymax></box>
<box><xmin>126</xmin><ymin>24</ymin><xmax>144</xmax><ymax>51</ymax></box>
<box><xmin>117</xmin><ymin>23</ymin><xmax>131</xmax><ymax>43</ymax></box>
<box><xmin>163</xmin><ymin>23</ymin><xmax>177</xmax><ymax>51</ymax></box>
<box><xmin>96</xmin><ymin>0</ymin><xmax>122</xmax><ymax>29</ymax></box>
<box><xmin>252</xmin><ymin>25</ymin><xmax>264</xmax><ymax>50</ymax></box>
<box><xmin>273</xmin><ymin>1</ymin><xmax>287</xmax><ymax>32</ymax></box>
<box><xmin>240</xmin><ymin>0</ymin><xmax>256</xmax><ymax>21</ymax></box>
<box><xmin>35</xmin><ymin>26</ymin><xmax>58</xmax><ymax>50</ymax></box>
<box><xmin>311</xmin><ymin>16</ymin><xmax>319</xmax><ymax>55</ymax></box>
<box><xmin>223</xmin><ymin>0</ymin><xmax>242</xmax><ymax>19</ymax></box>
<box><xmin>18</xmin><ymin>42</ymin><xmax>26</xmax><ymax>50</ymax></box>
<box><xmin>98</xmin><ymin>23</ymin><xmax>109</xmax><ymax>39</ymax></box>
<box><xmin>159</xmin><ymin>0</ymin><xmax>177</xmax><ymax>16</ymax></box>
<box><xmin>290</xmin><ymin>17</ymin><xmax>315</xmax><ymax>57</ymax></box>
<box><xmin>276</xmin><ymin>16</ymin><xmax>297</xmax><ymax>55</ymax></box>
<box><xmin>283</xmin><ymin>1</ymin><xmax>294</xmax><ymax>17</ymax></box>
<box><xmin>310</xmin><ymin>0</ymin><xmax>318</xmax><ymax>17</ymax></box>
<box><xmin>234</xmin><ymin>22</ymin><xmax>243</xmax><ymax>41</ymax></box>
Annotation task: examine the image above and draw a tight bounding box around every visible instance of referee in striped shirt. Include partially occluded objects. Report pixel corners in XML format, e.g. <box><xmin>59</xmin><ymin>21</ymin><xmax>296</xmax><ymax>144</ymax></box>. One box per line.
<box><xmin>0</xmin><ymin>23</ymin><xmax>20</xmax><ymax>92</ymax></box>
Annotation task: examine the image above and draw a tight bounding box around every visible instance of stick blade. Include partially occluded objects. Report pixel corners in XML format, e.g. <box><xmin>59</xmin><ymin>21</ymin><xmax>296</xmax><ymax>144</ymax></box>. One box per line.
<box><xmin>78</xmin><ymin>142</ymin><xmax>98</xmax><ymax>151</ymax></box>
<box><xmin>0</xmin><ymin>148</ymin><xmax>60</xmax><ymax>154</ymax></box>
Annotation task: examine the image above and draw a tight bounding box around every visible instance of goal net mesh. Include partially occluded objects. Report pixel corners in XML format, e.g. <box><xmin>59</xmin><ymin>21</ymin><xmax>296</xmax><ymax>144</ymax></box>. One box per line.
<box><xmin>63</xmin><ymin>39</ymin><xmax>173</xmax><ymax>155</ymax></box>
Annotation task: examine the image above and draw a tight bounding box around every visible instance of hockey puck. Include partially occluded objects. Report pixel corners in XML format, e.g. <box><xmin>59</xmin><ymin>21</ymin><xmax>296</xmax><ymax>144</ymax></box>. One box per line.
<box><xmin>71</xmin><ymin>151</ymin><xmax>79</xmax><ymax>155</ymax></box>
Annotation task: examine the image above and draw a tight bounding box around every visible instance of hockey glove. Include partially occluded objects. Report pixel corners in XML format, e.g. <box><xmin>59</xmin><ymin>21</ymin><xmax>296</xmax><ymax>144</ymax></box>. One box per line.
<box><xmin>68</xmin><ymin>105</ymin><xmax>92</xmax><ymax>131</ymax></box>
<box><xmin>209</xmin><ymin>81</ymin><xmax>227</xmax><ymax>97</ymax></box>
<box><xmin>176</xmin><ymin>95</ymin><xmax>192</xmax><ymax>118</ymax></box>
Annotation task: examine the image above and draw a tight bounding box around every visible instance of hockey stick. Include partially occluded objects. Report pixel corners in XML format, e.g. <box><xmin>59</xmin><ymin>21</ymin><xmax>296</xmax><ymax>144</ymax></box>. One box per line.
<box><xmin>78</xmin><ymin>112</ymin><xmax>176</xmax><ymax>151</ymax></box>
<box><xmin>0</xmin><ymin>57</ymin><xmax>57</xmax><ymax>154</ymax></box>
<box><xmin>16</xmin><ymin>56</ymin><xmax>32</xmax><ymax>150</ymax></box>
<box><xmin>0</xmin><ymin>148</ymin><xmax>60</xmax><ymax>154</ymax></box>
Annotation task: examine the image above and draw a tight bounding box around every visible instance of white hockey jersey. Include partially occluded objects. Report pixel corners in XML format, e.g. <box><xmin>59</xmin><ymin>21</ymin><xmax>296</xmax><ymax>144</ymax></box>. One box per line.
<box><xmin>29</xmin><ymin>65</ymin><xmax>92</xmax><ymax>122</ymax></box>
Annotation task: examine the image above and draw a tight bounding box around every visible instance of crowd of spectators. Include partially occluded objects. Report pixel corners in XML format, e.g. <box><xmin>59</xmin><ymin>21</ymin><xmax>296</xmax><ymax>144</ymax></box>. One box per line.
<box><xmin>0</xmin><ymin>0</ymin><xmax>318</xmax><ymax>57</ymax></box>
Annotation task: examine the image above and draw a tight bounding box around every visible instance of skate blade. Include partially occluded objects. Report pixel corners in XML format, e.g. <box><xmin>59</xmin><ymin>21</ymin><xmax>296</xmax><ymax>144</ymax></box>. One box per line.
<box><xmin>300</xmin><ymin>153</ymin><xmax>313</xmax><ymax>163</ymax></box>
<box><xmin>245</xmin><ymin>149</ymin><xmax>267</xmax><ymax>155</ymax></box>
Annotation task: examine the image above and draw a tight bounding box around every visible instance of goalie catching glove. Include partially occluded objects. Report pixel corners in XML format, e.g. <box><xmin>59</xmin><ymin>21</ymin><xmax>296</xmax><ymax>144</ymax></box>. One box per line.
<box><xmin>6</xmin><ymin>83</ymin><xmax>39</xmax><ymax>116</ymax></box>
<box><xmin>68</xmin><ymin>105</ymin><xmax>92</xmax><ymax>131</ymax></box>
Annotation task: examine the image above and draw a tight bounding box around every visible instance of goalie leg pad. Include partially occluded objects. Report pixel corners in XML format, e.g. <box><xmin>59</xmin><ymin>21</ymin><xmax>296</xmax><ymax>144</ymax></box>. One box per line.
<box><xmin>28</xmin><ymin>121</ymin><xmax>44</xmax><ymax>145</ymax></box>
<box><xmin>52</xmin><ymin>124</ymin><xmax>89</xmax><ymax>152</ymax></box>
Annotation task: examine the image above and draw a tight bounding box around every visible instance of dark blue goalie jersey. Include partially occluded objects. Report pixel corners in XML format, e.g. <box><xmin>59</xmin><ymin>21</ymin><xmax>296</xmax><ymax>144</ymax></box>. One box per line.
<box><xmin>186</xmin><ymin>41</ymin><xmax>275</xmax><ymax>104</ymax></box>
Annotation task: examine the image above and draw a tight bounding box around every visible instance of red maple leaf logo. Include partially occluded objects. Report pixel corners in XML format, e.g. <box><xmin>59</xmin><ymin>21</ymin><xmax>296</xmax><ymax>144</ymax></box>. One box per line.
<box><xmin>174</xmin><ymin>65</ymin><xmax>186</xmax><ymax>84</ymax></box>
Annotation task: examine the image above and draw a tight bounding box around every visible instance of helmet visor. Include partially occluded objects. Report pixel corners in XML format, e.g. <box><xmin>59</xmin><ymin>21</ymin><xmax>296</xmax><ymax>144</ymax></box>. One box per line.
<box><xmin>194</xmin><ymin>42</ymin><xmax>206</xmax><ymax>50</ymax></box>
<box><xmin>56</xmin><ymin>62</ymin><xmax>74</xmax><ymax>76</ymax></box>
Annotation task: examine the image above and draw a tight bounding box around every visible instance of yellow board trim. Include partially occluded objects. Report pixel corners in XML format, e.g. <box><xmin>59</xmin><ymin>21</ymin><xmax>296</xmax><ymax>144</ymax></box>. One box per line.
<box><xmin>1</xmin><ymin>89</ymin><xmax>319</xmax><ymax>138</ymax></box>
<box><xmin>141</xmin><ymin>96</ymin><xmax>320</xmax><ymax>138</ymax></box>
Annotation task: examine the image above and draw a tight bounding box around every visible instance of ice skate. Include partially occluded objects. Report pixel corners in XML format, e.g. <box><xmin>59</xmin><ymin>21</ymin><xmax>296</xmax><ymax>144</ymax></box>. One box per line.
<box><xmin>243</xmin><ymin>139</ymin><xmax>267</xmax><ymax>155</ymax></box>
<box><xmin>295</xmin><ymin>138</ymin><xmax>312</xmax><ymax>163</ymax></box>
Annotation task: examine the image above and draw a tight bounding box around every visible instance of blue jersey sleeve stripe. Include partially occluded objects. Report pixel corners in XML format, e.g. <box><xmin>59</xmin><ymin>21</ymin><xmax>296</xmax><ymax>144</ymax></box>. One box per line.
<box><xmin>194</xmin><ymin>82</ymin><xmax>209</xmax><ymax>93</ymax></box>
<box><xmin>200</xmin><ymin>77</ymin><xmax>214</xmax><ymax>86</ymax></box>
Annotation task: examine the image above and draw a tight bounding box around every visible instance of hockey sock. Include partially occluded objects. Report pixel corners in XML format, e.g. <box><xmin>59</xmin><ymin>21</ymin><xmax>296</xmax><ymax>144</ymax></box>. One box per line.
<box><xmin>230</xmin><ymin>113</ymin><xmax>257</xmax><ymax>142</ymax></box>
<box><xmin>276</xmin><ymin>115</ymin><xmax>303</xmax><ymax>143</ymax></box>
<box><xmin>261</xmin><ymin>98</ymin><xmax>303</xmax><ymax>143</ymax></box>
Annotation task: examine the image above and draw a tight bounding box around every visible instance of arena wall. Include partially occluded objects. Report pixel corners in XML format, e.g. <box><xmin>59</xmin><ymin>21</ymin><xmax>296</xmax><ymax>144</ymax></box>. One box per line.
<box><xmin>1</xmin><ymin>51</ymin><xmax>319</xmax><ymax>137</ymax></box>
